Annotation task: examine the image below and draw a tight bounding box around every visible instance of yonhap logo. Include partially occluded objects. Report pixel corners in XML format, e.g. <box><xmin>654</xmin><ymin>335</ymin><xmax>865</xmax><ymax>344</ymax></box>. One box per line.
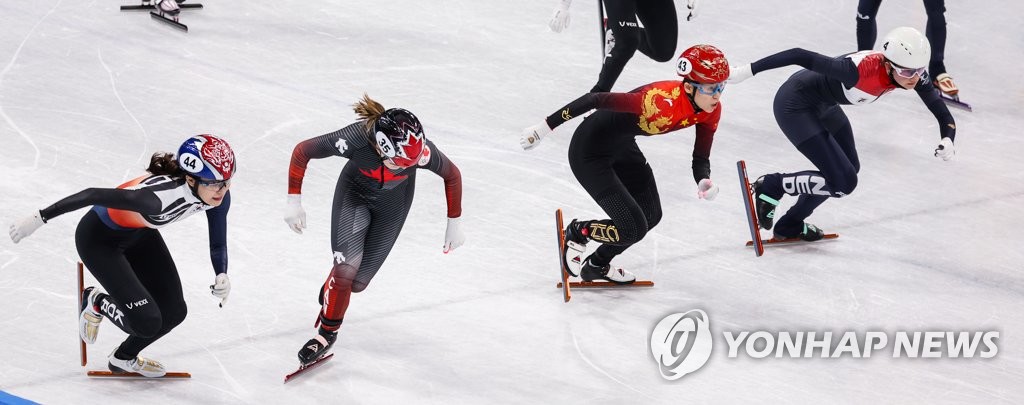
<box><xmin>650</xmin><ymin>309</ymin><xmax>713</xmax><ymax>380</ymax></box>
<box><xmin>649</xmin><ymin>309</ymin><xmax>999</xmax><ymax>382</ymax></box>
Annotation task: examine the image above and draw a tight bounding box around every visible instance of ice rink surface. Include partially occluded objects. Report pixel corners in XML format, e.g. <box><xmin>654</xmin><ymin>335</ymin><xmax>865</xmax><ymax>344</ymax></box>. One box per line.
<box><xmin>1</xmin><ymin>0</ymin><xmax>1022</xmax><ymax>403</ymax></box>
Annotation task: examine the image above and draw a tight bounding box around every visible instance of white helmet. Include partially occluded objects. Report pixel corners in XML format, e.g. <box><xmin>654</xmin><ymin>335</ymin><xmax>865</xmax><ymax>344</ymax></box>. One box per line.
<box><xmin>881</xmin><ymin>27</ymin><xmax>931</xmax><ymax>69</ymax></box>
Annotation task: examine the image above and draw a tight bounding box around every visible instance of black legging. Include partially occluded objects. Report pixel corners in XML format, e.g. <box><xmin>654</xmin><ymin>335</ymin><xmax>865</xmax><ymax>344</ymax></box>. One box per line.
<box><xmin>567</xmin><ymin>111</ymin><xmax>663</xmax><ymax>266</ymax></box>
<box><xmin>856</xmin><ymin>0</ymin><xmax>948</xmax><ymax>75</ymax></box>
<box><xmin>593</xmin><ymin>0</ymin><xmax>678</xmax><ymax>92</ymax></box>
<box><xmin>76</xmin><ymin>210</ymin><xmax>187</xmax><ymax>360</ymax></box>
<box><xmin>317</xmin><ymin>167</ymin><xmax>416</xmax><ymax>330</ymax></box>
<box><xmin>760</xmin><ymin>78</ymin><xmax>861</xmax><ymax>238</ymax></box>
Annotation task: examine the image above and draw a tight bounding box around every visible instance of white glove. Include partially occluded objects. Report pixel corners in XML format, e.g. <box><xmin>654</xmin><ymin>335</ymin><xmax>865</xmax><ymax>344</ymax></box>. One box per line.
<box><xmin>548</xmin><ymin>0</ymin><xmax>572</xmax><ymax>33</ymax></box>
<box><xmin>9</xmin><ymin>211</ymin><xmax>44</xmax><ymax>243</ymax></box>
<box><xmin>443</xmin><ymin>217</ymin><xmax>465</xmax><ymax>254</ymax></box>
<box><xmin>728</xmin><ymin>64</ymin><xmax>754</xmax><ymax>84</ymax></box>
<box><xmin>520</xmin><ymin>121</ymin><xmax>552</xmax><ymax>150</ymax></box>
<box><xmin>697</xmin><ymin>178</ymin><xmax>719</xmax><ymax>201</ymax></box>
<box><xmin>210</xmin><ymin>273</ymin><xmax>230</xmax><ymax>307</ymax></box>
<box><xmin>934</xmin><ymin>137</ymin><xmax>955</xmax><ymax>161</ymax></box>
<box><xmin>283</xmin><ymin>194</ymin><xmax>307</xmax><ymax>234</ymax></box>
<box><xmin>685</xmin><ymin>0</ymin><xmax>701</xmax><ymax>21</ymax></box>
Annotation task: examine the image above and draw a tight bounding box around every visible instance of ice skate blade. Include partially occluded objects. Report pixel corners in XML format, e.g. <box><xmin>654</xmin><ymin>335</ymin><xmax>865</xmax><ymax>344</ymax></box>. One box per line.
<box><xmin>121</xmin><ymin>4</ymin><xmax>203</xmax><ymax>11</ymax></box>
<box><xmin>746</xmin><ymin>233</ymin><xmax>839</xmax><ymax>246</ymax></box>
<box><xmin>150</xmin><ymin>11</ymin><xmax>189</xmax><ymax>32</ymax></box>
<box><xmin>556</xmin><ymin>280</ymin><xmax>654</xmax><ymax>288</ymax></box>
<box><xmin>284</xmin><ymin>353</ymin><xmax>334</xmax><ymax>383</ymax></box>
<box><xmin>87</xmin><ymin>370</ymin><xmax>190</xmax><ymax>378</ymax></box>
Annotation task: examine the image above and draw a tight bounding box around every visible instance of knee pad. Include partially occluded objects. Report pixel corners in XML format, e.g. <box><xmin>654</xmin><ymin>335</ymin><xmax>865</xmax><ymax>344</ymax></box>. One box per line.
<box><xmin>161</xmin><ymin>302</ymin><xmax>187</xmax><ymax>332</ymax></box>
<box><xmin>647</xmin><ymin>47</ymin><xmax>675</xmax><ymax>63</ymax></box>
<box><xmin>614</xmin><ymin>220</ymin><xmax>648</xmax><ymax>245</ymax></box>
<box><xmin>646</xmin><ymin>210</ymin><xmax>663</xmax><ymax>230</ymax></box>
<box><xmin>319</xmin><ymin>263</ymin><xmax>356</xmax><ymax>306</ymax></box>
<box><xmin>132</xmin><ymin>311</ymin><xmax>163</xmax><ymax>338</ymax></box>
<box><xmin>329</xmin><ymin>263</ymin><xmax>357</xmax><ymax>289</ymax></box>
<box><xmin>838</xmin><ymin>173</ymin><xmax>859</xmax><ymax>196</ymax></box>
<box><xmin>320</xmin><ymin>263</ymin><xmax>357</xmax><ymax>324</ymax></box>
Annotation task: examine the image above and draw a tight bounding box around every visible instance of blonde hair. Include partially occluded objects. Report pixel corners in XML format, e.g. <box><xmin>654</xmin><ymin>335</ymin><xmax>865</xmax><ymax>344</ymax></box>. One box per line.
<box><xmin>352</xmin><ymin>93</ymin><xmax>386</xmax><ymax>131</ymax></box>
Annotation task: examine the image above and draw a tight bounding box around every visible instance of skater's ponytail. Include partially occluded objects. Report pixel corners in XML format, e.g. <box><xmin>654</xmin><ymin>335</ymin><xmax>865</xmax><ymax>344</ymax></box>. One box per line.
<box><xmin>147</xmin><ymin>152</ymin><xmax>184</xmax><ymax>177</ymax></box>
<box><xmin>353</xmin><ymin>93</ymin><xmax>386</xmax><ymax>132</ymax></box>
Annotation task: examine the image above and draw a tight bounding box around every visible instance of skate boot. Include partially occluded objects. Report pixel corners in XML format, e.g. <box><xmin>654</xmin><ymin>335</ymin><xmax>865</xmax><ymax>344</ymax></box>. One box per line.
<box><xmin>563</xmin><ymin>219</ymin><xmax>589</xmax><ymax>277</ymax></box>
<box><xmin>580</xmin><ymin>256</ymin><xmax>636</xmax><ymax>285</ymax></box>
<box><xmin>934</xmin><ymin>73</ymin><xmax>958</xmax><ymax>97</ymax></box>
<box><xmin>108</xmin><ymin>350</ymin><xmax>166</xmax><ymax>377</ymax></box>
<box><xmin>773</xmin><ymin>222</ymin><xmax>825</xmax><ymax>242</ymax></box>
<box><xmin>153</xmin><ymin>0</ymin><xmax>180</xmax><ymax>16</ymax></box>
<box><xmin>752</xmin><ymin>176</ymin><xmax>781</xmax><ymax>230</ymax></box>
<box><xmin>298</xmin><ymin>328</ymin><xmax>337</xmax><ymax>366</ymax></box>
<box><xmin>79</xmin><ymin>287</ymin><xmax>104</xmax><ymax>344</ymax></box>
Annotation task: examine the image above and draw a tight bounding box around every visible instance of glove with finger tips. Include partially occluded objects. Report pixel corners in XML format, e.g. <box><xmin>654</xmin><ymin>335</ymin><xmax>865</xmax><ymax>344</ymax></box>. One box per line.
<box><xmin>283</xmin><ymin>194</ymin><xmax>307</xmax><ymax>234</ymax></box>
<box><xmin>548</xmin><ymin>0</ymin><xmax>572</xmax><ymax>32</ymax></box>
<box><xmin>934</xmin><ymin>137</ymin><xmax>955</xmax><ymax>161</ymax></box>
<box><xmin>520</xmin><ymin>121</ymin><xmax>552</xmax><ymax>150</ymax></box>
<box><xmin>697</xmin><ymin>178</ymin><xmax>719</xmax><ymax>201</ymax></box>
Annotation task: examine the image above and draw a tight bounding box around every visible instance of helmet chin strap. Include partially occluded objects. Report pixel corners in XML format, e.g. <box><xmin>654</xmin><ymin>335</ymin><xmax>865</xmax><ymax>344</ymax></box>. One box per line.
<box><xmin>683</xmin><ymin>81</ymin><xmax>701</xmax><ymax>110</ymax></box>
<box><xmin>883</xmin><ymin>60</ymin><xmax>911</xmax><ymax>88</ymax></box>
<box><xmin>185</xmin><ymin>175</ymin><xmax>205</xmax><ymax>202</ymax></box>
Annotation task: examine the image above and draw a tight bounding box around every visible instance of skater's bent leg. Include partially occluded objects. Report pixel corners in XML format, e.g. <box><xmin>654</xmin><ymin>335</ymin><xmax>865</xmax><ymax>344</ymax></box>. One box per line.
<box><xmin>773</xmin><ymin>194</ymin><xmax>829</xmax><ymax>238</ymax></box>
<box><xmin>115</xmin><ymin>229</ymin><xmax>187</xmax><ymax>358</ymax></box>
<box><xmin>856</xmin><ymin>0</ymin><xmax>883</xmax><ymax>50</ymax></box>
<box><xmin>634</xmin><ymin>0</ymin><xmax>677</xmax><ymax>62</ymax></box>
<box><xmin>75</xmin><ymin>212</ymin><xmax>165</xmax><ymax>346</ymax></box>
<box><xmin>923</xmin><ymin>0</ymin><xmax>948</xmax><ymax>75</ymax></box>
<box><xmin>319</xmin><ymin>262</ymin><xmax>357</xmax><ymax>332</ymax></box>
<box><xmin>593</xmin><ymin>0</ymin><xmax>641</xmax><ymax>92</ymax></box>
<box><xmin>591</xmin><ymin>157</ymin><xmax>661</xmax><ymax>265</ymax></box>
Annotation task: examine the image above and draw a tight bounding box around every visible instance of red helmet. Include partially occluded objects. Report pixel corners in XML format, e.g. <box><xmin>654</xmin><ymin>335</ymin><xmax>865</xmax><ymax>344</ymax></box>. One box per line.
<box><xmin>373</xmin><ymin>108</ymin><xmax>425</xmax><ymax>168</ymax></box>
<box><xmin>676</xmin><ymin>45</ymin><xmax>730</xmax><ymax>84</ymax></box>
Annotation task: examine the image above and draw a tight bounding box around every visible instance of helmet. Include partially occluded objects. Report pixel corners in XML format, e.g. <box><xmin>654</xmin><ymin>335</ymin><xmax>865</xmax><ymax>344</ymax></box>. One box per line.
<box><xmin>177</xmin><ymin>134</ymin><xmax>235</xmax><ymax>181</ymax></box>
<box><xmin>881</xmin><ymin>27</ymin><xmax>931</xmax><ymax>69</ymax></box>
<box><xmin>676</xmin><ymin>45</ymin><xmax>730</xmax><ymax>83</ymax></box>
<box><xmin>373</xmin><ymin>108</ymin><xmax>425</xmax><ymax>168</ymax></box>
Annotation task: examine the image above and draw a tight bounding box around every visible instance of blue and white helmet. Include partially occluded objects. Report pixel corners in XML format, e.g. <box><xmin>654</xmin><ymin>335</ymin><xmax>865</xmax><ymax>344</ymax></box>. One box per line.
<box><xmin>177</xmin><ymin>134</ymin><xmax>235</xmax><ymax>181</ymax></box>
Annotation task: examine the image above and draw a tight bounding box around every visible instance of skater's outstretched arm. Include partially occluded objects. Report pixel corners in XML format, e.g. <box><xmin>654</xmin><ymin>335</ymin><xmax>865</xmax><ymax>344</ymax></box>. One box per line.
<box><xmin>40</xmin><ymin>187</ymin><xmax>163</xmax><ymax>222</ymax></box>
<box><xmin>520</xmin><ymin>91</ymin><xmax>643</xmax><ymax>149</ymax></box>
<box><xmin>422</xmin><ymin>139</ymin><xmax>463</xmax><ymax>219</ymax></box>
<box><xmin>421</xmin><ymin>139</ymin><xmax>465</xmax><ymax>253</ymax></box>
<box><xmin>732</xmin><ymin>48</ymin><xmax>859</xmax><ymax>87</ymax></box>
<box><xmin>205</xmin><ymin>192</ymin><xmax>230</xmax><ymax>276</ymax></box>
<box><xmin>914</xmin><ymin>76</ymin><xmax>958</xmax><ymax>160</ymax></box>
<box><xmin>205</xmin><ymin>192</ymin><xmax>231</xmax><ymax>306</ymax></box>
<box><xmin>914</xmin><ymin>77</ymin><xmax>957</xmax><ymax>142</ymax></box>
<box><xmin>10</xmin><ymin>186</ymin><xmax>162</xmax><ymax>243</ymax></box>
<box><xmin>287</xmin><ymin>122</ymin><xmax>367</xmax><ymax>195</ymax></box>
<box><xmin>285</xmin><ymin>122</ymin><xmax>369</xmax><ymax>234</ymax></box>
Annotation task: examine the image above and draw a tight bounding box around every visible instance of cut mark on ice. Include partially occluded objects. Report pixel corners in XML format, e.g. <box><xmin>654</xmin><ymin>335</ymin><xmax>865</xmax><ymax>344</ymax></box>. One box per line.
<box><xmin>570</xmin><ymin>330</ymin><xmax>656</xmax><ymax>401</ymax></box>
<box><xmin>97</xmin><ymin>48</ymin><xmax>149</xmax><ymax>168</ymax></box>
<box><xmin>0</xmin><ymin>0</ymin><xmax>64</xmax><ymax>169</ymax></box>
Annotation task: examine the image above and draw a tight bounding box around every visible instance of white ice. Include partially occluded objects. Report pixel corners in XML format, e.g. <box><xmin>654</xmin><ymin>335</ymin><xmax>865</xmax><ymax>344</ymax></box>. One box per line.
<box><xmin>1</xmin><ymin>0</ymin><xmax>1022</xmax><ymax>404</ymax></box>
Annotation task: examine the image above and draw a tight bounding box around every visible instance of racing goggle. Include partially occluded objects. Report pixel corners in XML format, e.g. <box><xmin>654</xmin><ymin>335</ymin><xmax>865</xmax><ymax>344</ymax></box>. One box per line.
<box><xmin>693</xmin><ymin>82</ymin><xmax>726</xmax><ymax>96</ymax></box>
<box><xmin>890</xmin><ymin>63</ymin><xmax>926</xmax><ymax>79</ymax></box>
<box><xmin>196</xmin><ymin>178</ymin><xmax>231</xmax><ymax>191</ymax></box>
